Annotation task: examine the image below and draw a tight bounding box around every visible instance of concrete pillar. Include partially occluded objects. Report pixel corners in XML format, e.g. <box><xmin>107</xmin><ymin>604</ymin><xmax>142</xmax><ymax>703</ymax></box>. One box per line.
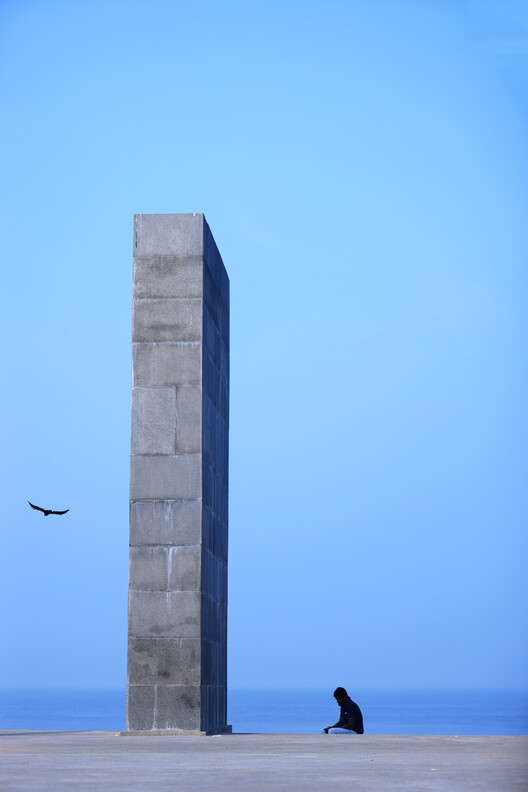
<box><xmin>126</xmin><ymin>214</ymin><xmax>230</xmax><ymax>734</ymax></box>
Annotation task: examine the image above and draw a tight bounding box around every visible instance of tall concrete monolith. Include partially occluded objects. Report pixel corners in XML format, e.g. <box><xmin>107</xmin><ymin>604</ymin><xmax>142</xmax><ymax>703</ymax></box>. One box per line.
<box><xmin>126</xmin><ymin>214</ymin><xmax>230</xmax><ymax>734</ymax></box>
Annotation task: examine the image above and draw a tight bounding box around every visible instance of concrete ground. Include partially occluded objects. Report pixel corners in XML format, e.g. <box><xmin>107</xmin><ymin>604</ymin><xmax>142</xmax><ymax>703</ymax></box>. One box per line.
<box><xmin>0</xmin><ymin>731</ymin><xmax>526</xmax><ymax>791</ymax></box>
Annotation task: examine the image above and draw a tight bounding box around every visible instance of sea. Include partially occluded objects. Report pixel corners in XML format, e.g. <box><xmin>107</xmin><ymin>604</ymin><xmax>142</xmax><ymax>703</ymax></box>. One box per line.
<box><xmin>1</xmin><ymin>688</ymin><xmax>527</xmax><ymax>734</ymax></box>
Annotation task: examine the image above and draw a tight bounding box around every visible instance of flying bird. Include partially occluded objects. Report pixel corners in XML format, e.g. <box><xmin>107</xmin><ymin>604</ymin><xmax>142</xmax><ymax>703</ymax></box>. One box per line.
<box><xmin>28</xmin><ymin>501</ymin><xmax>69</xmax><ymax>517</ymax></box>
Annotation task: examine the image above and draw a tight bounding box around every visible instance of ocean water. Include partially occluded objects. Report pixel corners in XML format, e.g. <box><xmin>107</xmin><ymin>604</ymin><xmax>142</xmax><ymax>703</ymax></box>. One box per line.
<box><xmin>0</xmin><ymin>688</ymin><xmax>527</xmax><ymax>735</ymax></box>
<box><xmin>230</xmin><ymin>689</ymin><xmax>528</xmax><ymax>735</ymax></box>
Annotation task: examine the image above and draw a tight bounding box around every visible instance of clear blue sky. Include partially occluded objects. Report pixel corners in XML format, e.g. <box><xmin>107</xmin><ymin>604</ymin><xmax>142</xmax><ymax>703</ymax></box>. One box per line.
<box><xmin>1</xmin><ymin>0</ymin><xmax>526</xmax><ymax>691</ymax></box>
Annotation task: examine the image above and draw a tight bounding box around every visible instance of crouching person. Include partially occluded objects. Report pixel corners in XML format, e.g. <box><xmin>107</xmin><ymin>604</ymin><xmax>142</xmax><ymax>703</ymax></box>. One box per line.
<box><xmin>321</xmin><ymin>687</ymin><xmax>364</xmax><ymax>734</ymax></box>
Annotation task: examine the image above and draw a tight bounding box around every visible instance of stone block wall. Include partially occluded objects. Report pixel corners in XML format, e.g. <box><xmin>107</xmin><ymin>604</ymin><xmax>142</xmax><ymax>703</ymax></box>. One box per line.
<box><xmin>126</xmin><ymin>214</ymin><xmax>229</xmax><ymax>734</ymax></box>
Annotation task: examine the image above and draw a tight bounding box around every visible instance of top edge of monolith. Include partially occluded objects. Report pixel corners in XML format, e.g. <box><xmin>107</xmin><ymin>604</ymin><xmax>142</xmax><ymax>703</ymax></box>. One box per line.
<box><xmin>134</xmin><ymin>213</ymin><xmax>205</xmax><ymax>256</ymax></box>
<box><xmin>133</xmin><ymin>213</ymin><xmax>229</xmax><ymax>299</ymax></box>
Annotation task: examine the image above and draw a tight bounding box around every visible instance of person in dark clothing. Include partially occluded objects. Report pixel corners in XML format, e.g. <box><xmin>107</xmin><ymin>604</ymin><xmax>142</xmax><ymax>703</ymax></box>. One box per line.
<box><xmin>321</xmin><ymin>687</ymin><xmax>364</xmax><ymax>734</ymax></box>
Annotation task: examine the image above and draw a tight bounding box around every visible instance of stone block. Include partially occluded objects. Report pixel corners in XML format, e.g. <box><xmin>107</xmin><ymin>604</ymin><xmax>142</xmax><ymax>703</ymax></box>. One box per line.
<box><xmin>204</xmin><ymin>514</ymin><xmax>228</xmax><ymax>561</ymax></box>
<box><xmin>133</xmin><ymin>255</ymin><xmax>203</xmax><ymax>299</ymax></box>
<box><xmin>220</xmin><ymin>561</ymin><xmax>228</xmax><ymax>603</ymax></box>
<box><xmin>219</xmin><ymin>379</ymin><xmax>229</xmax><ymax>424</ymax></box>
<box><xmin>202</xmin><ymin>461</ymin><xmax>215</xmax><ymax>512</ymax></box>
<box><xmin>127</xmin><ymin>638</ymin><xmax>201</xmax><ymax>686</ymax></box>
<box><xmin>216</xmin><ymin>480</ymin><xmax>228</xmax><ymax>524</ymax></box>
<box><xmin>215</xmin><ymin>415</ymin><xmax>227</xmax><ymax>481</ymax></box>
<box><xmin>203</xmin><ymin>266</ymin><xmax>220</xmax><ymax>326</ymax></box>
<box><xmin>133</xmin><ymin>298</ymin><xmax>202</xmax><ymax>343</ymax></box>
<box><xmin>201</xmin><ymin>645</ymin><xmax>226</xmax><ymax>690</ymax></box>
<box><xmin>201</xmin><ymin>506</ymin><xmax>212</xmax><ymax>552</ymax></box>
<box><xmin>201</xmin><ymin>595</ymin><xmax>212</xmax><ymax>643</ymax></box>
<box><xmin>128</xmin><ymin>590</ymin><xmax>201</xmax><ymax>639</ymax></box>
<box><xmin>130</xmin><ymin>454</ymin><xmax>201</xmax><ymax>500</ymax></box>
<box><xmin>126</xmin><ymin>685</ymin><xmax>155</xmax><ymax>731</ymax></box>
<box><xmin>201</xmin><ymin>640</ymin><xmax>213</xmax><ymax>686</ymax></box>
<box><xmin>131</xmin><ymin>387</ymin><xmax>176</xmax><ymax>455</ymax></box>
<box><xmin>203</xmin><ymin>684</ymin><xmax>226</xmax><ymax>729</ymax></box>
<box><xmin>134</xmin><ymin>214</ymin><xmax>204</xmax><ymax>257</ymax></box>
<box><xmin>218</xmin><ymin>682</ymin><xmax>227</xmax><ymax>720</ymax></box>
<box><xmin>129</xmin><ymin>546</ymin><xmax>169</xmax><ymax>592</ymax></box>
<box><xmin>222</xmin><ymin>421</ymin><xmax>229</xmax><ymax>474</ymax></box>
<box><xmin>203</xmin><ymin>684</ymin><xmax>212</xmax><ymax>728</ymax></box>
<box><xmin>176</xmin><ymin>386</ymin><xmax>201</xmax><ymax>453</ymax></box>
<box><xmin>130</xmin><ymin>500</ymin><xmax>202</xmax><ymax>547</ymax></box>
<box><xmin>202</xmin><ymin>307</ymin><xmax>219</xmax><ymax>362</ymax></box>
<box><xmin>201</xmin><ymin>392</ymin><xmax>215</xmax><ymax>465</ymax></box>
<box><xmin>202</xmin><ymin>551</ymin><xmax>222</xmax><ymax>600</ymax></box>
<box><xmin>219</xmin><ymin>302</ymin><xmax>229</xmax><ymax>348</ymax></box>
<box><xmin>213</xmin><ymin>471</ymin><xmax>221</xmax><ymax>515</ymax></box>
<box><xmin>204</xmin><ymin>220</ymin><xmax>229</xmax><ymax>309</ymax></box>
<box><xmin>204</xmin><ymin>516</ymin><xmax>220</xmax><ymax>561</ymax></box>
<box><xmin>155</xmin><ymin>685</ymin><xmax>201</xmax><ymax>731</ymax></box>
<box><xmin>219</xmin><ymin>340</ymin><xmax>229</xmax><ymax>383</ymax></box>
<box><xmin>210</xmin><ymin>603</ymin><xmax>225</xmax><ymax>646</ymax></box>
<box><xmin>201</xmin><ymin>596</ymin><xmax>224</xmax><ymax>644</ymax></box>
<box><xmin>203</xmin><ymin>224</ymin><xmax>221</xmax><ymax>286</ymax></box>
<box><xmin>169</xmin><ymin>546</ymin><xmax>201</xmax><ymax>591</ymax></box>
<box><xmin>220</xmin><ymin>602</ymin><xmax>227</xmax><ymax>638</ymax></box>
<box><xmin>201</xmin><ymin>550</ymin><xmax>212</xmax><ymax>599</ymax></box>
<box><xmin>132</xmin><ymin>343</ymin><xmax>201</xmax><ymax>387</ymax></box>
<box><xmin>203</xmin><ymin>354</ymin><xmax>219</xmax><ymax>406</ymax></box>
<box><xmin>219</xmin><ymin>643</ymin><xmax>227</xmax><ymax>682</ymax></box>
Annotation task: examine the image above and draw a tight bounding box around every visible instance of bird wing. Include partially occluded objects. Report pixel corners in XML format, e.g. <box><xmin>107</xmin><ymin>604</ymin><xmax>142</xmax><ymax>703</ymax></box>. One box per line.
<box><xmin>51</xmin><ymin>509</ymin><xmax>69</xmax><ymax>515</ymax></box>
<box><xmin>28</xmin><ymin>501</ymin><xmax>45</xmax><ymax>513</ymax></box>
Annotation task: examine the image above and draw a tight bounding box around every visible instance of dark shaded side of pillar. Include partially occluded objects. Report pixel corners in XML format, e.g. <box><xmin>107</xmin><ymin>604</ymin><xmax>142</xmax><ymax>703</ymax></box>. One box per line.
<box><xmin>126</xmin><ymin>214</ymin><xmax>230</xmax><ymax>734</ymax></box>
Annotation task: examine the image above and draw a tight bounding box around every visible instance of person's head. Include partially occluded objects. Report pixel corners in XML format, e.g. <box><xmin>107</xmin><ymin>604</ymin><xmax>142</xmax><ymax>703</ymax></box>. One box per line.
<box><xmin>333</xmin><ymin>687</ymin><xmax>348</xmax><ymax>705</ymax></box>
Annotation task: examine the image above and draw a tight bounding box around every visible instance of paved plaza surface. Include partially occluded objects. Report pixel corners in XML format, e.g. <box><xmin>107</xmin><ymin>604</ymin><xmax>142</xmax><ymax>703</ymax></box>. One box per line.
<box><xmin>0</xmin><ymin>731</ymin><xmax>526</xmax><ymax>791</ymax></box>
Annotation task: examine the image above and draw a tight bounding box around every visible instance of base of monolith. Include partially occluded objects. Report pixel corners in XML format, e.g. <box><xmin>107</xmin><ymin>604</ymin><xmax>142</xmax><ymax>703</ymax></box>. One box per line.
<box><xmin>120</xmin><ymin>726</ymin><xmax>232</xmax><ymax>737</ymax></box>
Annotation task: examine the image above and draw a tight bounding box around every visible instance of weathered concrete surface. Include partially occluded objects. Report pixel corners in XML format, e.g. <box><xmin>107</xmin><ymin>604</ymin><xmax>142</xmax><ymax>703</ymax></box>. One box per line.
<box><xmin>128</xmin><ymin>214</ymin><xmax>229</xmax><ymax>734</ymax></box>
<box><xmin>0</xmin><ymin>732</ymin><xmax>526</xmax><ymax>791</ymax></box>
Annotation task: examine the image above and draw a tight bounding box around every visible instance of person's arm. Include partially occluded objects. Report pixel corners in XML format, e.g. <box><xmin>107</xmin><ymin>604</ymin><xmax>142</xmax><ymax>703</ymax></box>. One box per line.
<box><xmin>323</xmin><ymin>716</ymin><xmax>344</xmax><ymax>734</ymax></box>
